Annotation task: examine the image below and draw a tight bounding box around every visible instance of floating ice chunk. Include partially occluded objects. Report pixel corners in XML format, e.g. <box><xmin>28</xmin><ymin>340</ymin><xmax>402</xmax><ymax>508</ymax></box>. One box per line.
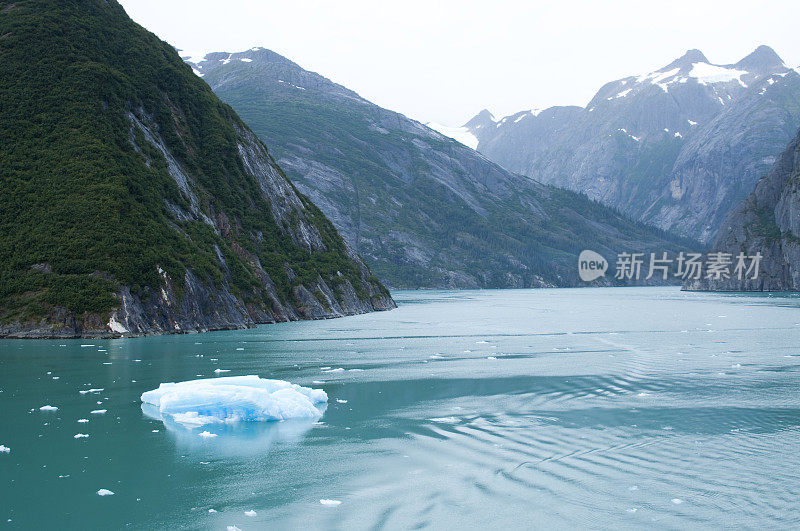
<box><xmin>336</xmin><ymin>399</ymin><xmax>348</xmax><ymax>404</ymax></box>
<box><xmin>0</xmin><ymin>445</ymin><xmax>10</xmax><ymax>453</ymax></box>
<box><xmin>140</xmin><ymin>375</ymin><xmax>328</xmax><ymax>426</ymax></box>
<box><xmin>322</xmin><ymin>368</ymin><xmax>344</xmax><ymax>373</ymax></box>
<box><xmin>320</xmin><ymin>499</ymin><xmax>341</xmax><ymax>506</ymax></box>
<box><xmin>244</xmin><ymin>510</ymin><xmax>257</xmax><ymax>517</ymax></box>
<box><xmin>79</xmin><ymin>389</ymin><xmax>104</xmax><ymax>395</ymax></box>
<box><xmin>39</xmin><ymin>405</ymin><xmax>58</xmax><ymax>411</ymax></box>
<box><xmin>91</xmin><ymin>409</ymin><xmax>107</xmax><ymax>414</ymax></box>
<box><xmin>74</xmin><ymin>433</ymin><xmax>89</xmax><ymax>439</ymax></box>
<box><xmin>227</xmin><ymin>526</ymin><xmax>241</xmax><ymax>531</ymax></box>
<box><xmin>428</xmin><ymin>417</ymin><xmax>459</xmax><ymax>423</ymax></box>
<box><xmin>208</xmin><ymin>509</ymin><xmax>217</xmax><ymax>513</ymax></box>
<box><xmin>97</xmin><ymin>489</ymin><xmax>114</xmax><ymax>496</ymax></box>
<box><xmin>487</xmin><ymin>356</ymin><xmax>497</xmax><ymax>360</ymax></box>
<box><xmin>214</xmin><ymin>369</ymin><xmax>231</xmax><ymax>374</ymax></box>
<box><xmin>78</xmin><ymin>419</ymin><xmax>89</xmax><ymax>423</ymax></box>
<box><xmin>198</xmin><ymin>431</ymin><xmax>218</xmax><ymax>438</ymax></box>
<box><xmin>671</xmin><ymin>498</ymin><xmax>683</xmax><ymax>504</ymax></box>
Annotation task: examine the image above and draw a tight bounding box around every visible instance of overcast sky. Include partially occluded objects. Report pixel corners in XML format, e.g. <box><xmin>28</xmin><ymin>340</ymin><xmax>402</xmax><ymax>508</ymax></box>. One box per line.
<box><xmin>120</xmin><ymin>0</ymin><xmax>800</xmax><ymax>126</ymax></box>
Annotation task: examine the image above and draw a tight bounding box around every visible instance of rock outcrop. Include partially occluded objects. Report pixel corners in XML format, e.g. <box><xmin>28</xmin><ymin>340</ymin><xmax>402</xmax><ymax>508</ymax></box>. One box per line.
<box><xmin>684</xmin><ymin>128</ymin><xmax>800</xmax><ymax>291</ymax></box>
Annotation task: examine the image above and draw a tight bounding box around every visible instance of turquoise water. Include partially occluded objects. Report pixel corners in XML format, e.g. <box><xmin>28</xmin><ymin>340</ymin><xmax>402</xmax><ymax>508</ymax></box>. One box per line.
<box><xmin>2</xmin><ymin>287</ymin><xmax>800</xmax><ymax>529</ymax></box>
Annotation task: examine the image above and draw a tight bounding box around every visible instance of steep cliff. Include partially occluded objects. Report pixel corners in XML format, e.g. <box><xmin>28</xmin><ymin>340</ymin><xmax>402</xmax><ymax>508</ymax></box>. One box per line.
<box><xmin>684</xmin><ymin>128</ymin><xmax>800</xmax><ymax>291</ymax></box>
<box><xmin>0</xmin><ymin>0</ymin><xmax>394</xmax><ymax>338</ymax></box>
<box><xmin>188</xmin><ymin>48</ymin><xmax>693</xmax><ymax>289</ymax></box>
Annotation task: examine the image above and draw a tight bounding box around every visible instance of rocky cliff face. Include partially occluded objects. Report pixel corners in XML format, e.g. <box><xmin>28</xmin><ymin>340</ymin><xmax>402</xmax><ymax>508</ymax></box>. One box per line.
<box><xmin>188</xmin><ymin>48</ymin><xmax>693</xmax><ymax>290</ymax></box>
<box><xmin>683</xmin><ymin>128</ymin><xmax>800</xmax><ymax>291</ymax></box>
<box><xmin>0</xmin><ymin>0</ymin><xmax>393</xmax><ymax>339</ymax></box>
<box><xmin>461</xmin><ymin>46</ymin><xmax>800</xmax><ymax>244</ymax></box>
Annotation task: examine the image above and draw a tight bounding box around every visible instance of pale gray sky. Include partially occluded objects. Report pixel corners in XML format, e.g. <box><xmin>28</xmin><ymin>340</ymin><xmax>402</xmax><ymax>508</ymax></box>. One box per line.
<box><xmin>120</xmin><ymin>0</ymin><xmax>800</xmax><ymax>126</ymax></box>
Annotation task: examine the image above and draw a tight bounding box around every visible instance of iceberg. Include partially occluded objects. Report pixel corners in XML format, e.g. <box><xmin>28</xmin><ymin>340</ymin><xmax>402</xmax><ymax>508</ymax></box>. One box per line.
<box><xmin>140</xmin><ymin>375</ymin><xmax>327</xmax><ymax>427</ymax></box>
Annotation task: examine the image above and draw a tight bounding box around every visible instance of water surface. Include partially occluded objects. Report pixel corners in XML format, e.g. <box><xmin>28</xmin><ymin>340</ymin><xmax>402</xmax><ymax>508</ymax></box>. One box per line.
<box><xmin>2</xmin><ymin>287</ymin><xmax>800</xmax><ymax>529</ymax></box>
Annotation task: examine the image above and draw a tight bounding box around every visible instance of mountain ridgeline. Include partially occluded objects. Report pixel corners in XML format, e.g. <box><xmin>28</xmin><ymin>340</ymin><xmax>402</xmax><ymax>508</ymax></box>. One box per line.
<box><xmin>684</xmin><ymin>127</ymin><xmax>800</xmax><ymax>291</ymax></box>
<box><xmin>460</xmin><ymin>47</ymin><xmax>800</xmax><ymax>244</ymax></box>
<box><xmin>189</xmin><ymin>48</ymin><xmax>694</xmax><ymax>290</ymax></box>
<box><xmin>0</xmin><ymin>0</ymin><xmax>394</xmax><ymax>338</ymax></box>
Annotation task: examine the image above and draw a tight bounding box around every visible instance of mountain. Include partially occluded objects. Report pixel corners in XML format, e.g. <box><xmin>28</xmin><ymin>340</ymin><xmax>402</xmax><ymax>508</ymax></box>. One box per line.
<box><xmin>0</xmin><ymin>0</ymin><xmax>393</xmax><ymax>339</ymax></box>
<box><xmin>684</xmin><ymin>127</ymin><xmax>800</xmax><ymax>291</ymax></box>
<box><xmin>188</xmin><ymin>48</ymin><xmax>694</xmax><ymax>289</ymax></box>
<box><xmin>460</xmin><ymin>46</ymin><xmax>800</xmax><ymax>244</ymax></box>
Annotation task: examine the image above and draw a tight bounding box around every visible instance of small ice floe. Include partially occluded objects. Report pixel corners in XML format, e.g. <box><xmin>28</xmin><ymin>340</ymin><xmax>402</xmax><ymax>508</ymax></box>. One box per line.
<box><xmin>732</xmin><ymin>363</ymin><xmax>742</xmax><ymax>368</ymax></box>
<box><xmin>39</xmin><ymin>405</ymin><xmax>58</xmax><ymax>411</ymax></box>
<box><xmin>78</xmin><ymin>419</ymin><xmax>89</xmax><ymax>423</ymax></box>
<box><xmin>0</xmin><ymin>445</ymin><xmax>10</xmax><ymax>453</ymax></box>
<box><xmin>73</xmin><ymin>434</ymin><xmax>89</xmax><ymax>439</ymax></box>
<box><xmin>428</xmin><ymin>417</ymin><xmax>459</xmax><ymax>423</ymax></box>
<box><xmin>52</xmin><ymin>376</ymin><xmax>60</xmax><ymax>380</ymax></box>
<box><xmin>320</xmin><ymin>499</ymin><xmax>341</xmax><ymax>507</ymax></box>
<box><xmin>140</xmin><ymin>375</ymin><xmax>328</xmax><ymax>426</ymax></box>
<box><xmin>626</xmin><ymin>508</ymin><xmax>638</xmax><ymax>513</ymax></box>
<box><xmin>80</xmin><ymin>345</ymin><xmax>95</xmax><ymax>348</ymax></box>
<box><xmin>671</xmin><ymin>498</ymin><xmax>683</xmax><ymax>504</ymax></box>
<box><xmin>227</xmin><ymin>526</ymin><xmax>241</xmax><ymax>531</ymax></box>
<box><xmin>214</xmin><ymin>369</ymin><xmax>230</xmax><ymax>374</ymax></box>
<box><xmin>79</xmin><ymin>389</ymin><xmax>104</xmax><ymax>395</ymax></box>
<box><xmin>476</xmin><ymin>340</ymin><xmax>489</xmax><ymax>344</ymax></box>
<box><xmin>336</xmin><ymin>399</ymin><xmax>348</xmax><ymax>404</ymax></box>
<box><xmin>152</xmin><ymin>430</ymin><xmax>160</xmax><ymax>433</ymax></box>
<box><xmin>236</xmin><ymin>348</ymin><xmax>244</xmax><ymax>351</ymax></box>
<box><xmin>244</xmin><ymin>510</ymin><xmax>257</xmax><ymax>517</ymax></box>
<box><xmin>208</xmin><ymin>509</ymin><xmax>217</xmax><ymax>513</ymax></box>
<box><xmin>487</xmin><ymin>356</ymin><xmax>497</xmax><ymax>360</ymax></box>
<box><xmin>97</xmin><ymin>489</ymin><xmax>114</xmax><ymax>496</ymax></box>
<box><xmin>198</xmin><ymin>431</ymin><xmax>218</xmax><ymax>438</ymax></box>
<box><xmin>322</xmin><ymin>368</ymin><xmax>344</xmax><ymax>373</ymax></box>
<box><xmin>91</xmin><ymin>409</ymin><xmax>107</xmax><ymax>415</ymax></box>
<box><xmin>628</xmin><ymin>485</ymin><xmax>638</xmax><ymax>491</ymax></box>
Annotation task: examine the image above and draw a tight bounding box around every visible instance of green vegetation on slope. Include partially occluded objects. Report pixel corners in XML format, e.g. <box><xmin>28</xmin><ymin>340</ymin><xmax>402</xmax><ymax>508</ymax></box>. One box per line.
<box><xmin>0</xmin><ymin>0</ymin><xmax>383</xmax><ymax>325</ymax></box>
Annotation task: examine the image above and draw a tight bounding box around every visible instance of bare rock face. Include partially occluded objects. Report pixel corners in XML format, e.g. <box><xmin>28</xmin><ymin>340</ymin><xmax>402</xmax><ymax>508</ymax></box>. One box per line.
<box><xmin>684</xmin><ymin>128</ymin><xmax>800</xmax><ymax>291</ymax></box>
<box><xmin>189</xmin><ymin>48</ymin><xmax>692</xmax><ymax>290</ymax></box>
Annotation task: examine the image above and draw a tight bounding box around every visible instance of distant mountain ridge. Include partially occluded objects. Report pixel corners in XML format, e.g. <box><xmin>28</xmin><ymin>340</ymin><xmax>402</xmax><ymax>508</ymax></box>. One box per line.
<box><xmin>0</xmin><ymin>1</ymin><xmax>393</xmax><ymax>338</ymax></box>
<box><xmin>187</xmin><ymin>47</ymin><xmax>694</xmax><ymax>289</ymax></box>
<box><xmin>456</xmin><ymin>46</ymin><xmax>800</xmax><ymax>244</ymax></box>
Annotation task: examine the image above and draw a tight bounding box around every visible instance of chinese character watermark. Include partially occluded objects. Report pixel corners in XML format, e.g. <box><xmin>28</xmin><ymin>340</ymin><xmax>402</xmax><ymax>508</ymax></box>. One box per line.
<box><xmin>578</xmin><ymin>250</ymin><xmax>762</xmax><ymax>282</ymax></box>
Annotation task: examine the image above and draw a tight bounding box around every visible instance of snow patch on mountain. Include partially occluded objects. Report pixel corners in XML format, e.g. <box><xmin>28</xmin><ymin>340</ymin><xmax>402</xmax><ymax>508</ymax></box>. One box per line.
<box><xmin>425</xmin><ymin>122</ymin><xmax>479</xmax><ymax>150</ymax></box>
<box><xmin>688</xmin><ymin>63</ymin><xmax>748</xmax><ymax>86</ymax></box>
